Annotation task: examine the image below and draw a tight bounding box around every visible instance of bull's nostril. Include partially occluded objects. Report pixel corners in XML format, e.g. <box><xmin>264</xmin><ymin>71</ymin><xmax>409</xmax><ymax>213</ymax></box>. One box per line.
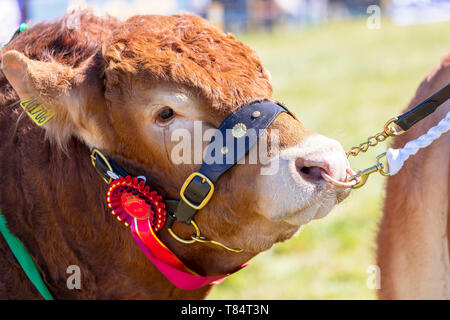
<box><xmin>299</xmin><ymin>166</ymin><xmax>322</xmax><ymax>180</ymax></box>
<box><xmin>300</xmin><ymin>166</ymin><xmax>310</xmax><ymax>174</ymax></box>
<box><xmin>296</xmin><ymin>158</ymin><xmax>324</xmax><ymax>182</ymax></box>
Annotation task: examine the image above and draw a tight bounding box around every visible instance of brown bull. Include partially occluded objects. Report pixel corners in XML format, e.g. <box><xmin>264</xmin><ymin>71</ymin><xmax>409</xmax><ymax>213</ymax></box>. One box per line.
<box><xmin>377</xmin><ymin>53</ymin><xmax>450</xmax><ymax>299</ymax></box>
<box><xmin>0</xmin><ymin>11</ymin><xmax>350</xmax><ymax>299</ymax></box>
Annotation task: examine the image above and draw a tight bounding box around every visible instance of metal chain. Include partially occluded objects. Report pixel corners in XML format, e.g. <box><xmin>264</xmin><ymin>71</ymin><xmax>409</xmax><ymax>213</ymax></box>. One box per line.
<box><xmin>346</xmin><ymin>118</ymin><xmax>403</xmax><ymax>158</ymax></box>
<box><xmin>343</xmin><ymin>118</ymin><xmax>405</xmax><ymax>188</ymax></box>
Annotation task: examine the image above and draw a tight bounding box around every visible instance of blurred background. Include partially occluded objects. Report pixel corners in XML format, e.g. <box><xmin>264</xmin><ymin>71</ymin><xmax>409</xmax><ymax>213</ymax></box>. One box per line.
<box><xmin>1</xmin><ymin>0</ymin><xmax>449</xmax><ymax>299</ymax></box>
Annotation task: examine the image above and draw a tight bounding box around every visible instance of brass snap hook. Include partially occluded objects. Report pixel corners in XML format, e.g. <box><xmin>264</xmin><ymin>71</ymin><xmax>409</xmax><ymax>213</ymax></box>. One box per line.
<box><xmin>346</xmin><ymin>152</ymin><xmax>390</xmax><ymax>189</ymax></box>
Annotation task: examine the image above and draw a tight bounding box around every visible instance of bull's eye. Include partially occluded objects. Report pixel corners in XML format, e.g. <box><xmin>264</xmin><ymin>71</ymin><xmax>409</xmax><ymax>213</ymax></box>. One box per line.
<box><xmin>159</xmin><ymin>108</ymin><xmax>174</xmax><ymax>120</ymax></box>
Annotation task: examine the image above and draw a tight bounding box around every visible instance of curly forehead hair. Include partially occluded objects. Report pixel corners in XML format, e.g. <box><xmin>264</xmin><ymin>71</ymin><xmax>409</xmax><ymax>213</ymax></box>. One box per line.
<box><xmin>102</xmin><ymin>14</ymin><xmax>273</xmax><ymax>113</ymax></box>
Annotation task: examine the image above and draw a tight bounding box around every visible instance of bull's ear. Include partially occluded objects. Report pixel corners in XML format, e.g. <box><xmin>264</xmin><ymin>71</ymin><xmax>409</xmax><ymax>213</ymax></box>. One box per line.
<box><xmin>1</xmin><ymin>50</ymin><xmax>76</xmax><ymax>103</ymax></box>
<box><xmin>1</xmin><ymin>50</ymin><xmax>110</xmax><ymax>149</ymax></box>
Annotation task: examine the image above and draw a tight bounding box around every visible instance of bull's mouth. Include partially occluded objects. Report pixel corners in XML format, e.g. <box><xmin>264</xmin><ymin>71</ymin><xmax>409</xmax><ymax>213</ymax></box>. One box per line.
<box><xmin>283</xmin><ymin>186</ymin><xmax>350</xmax><ymax>226</ymax></box>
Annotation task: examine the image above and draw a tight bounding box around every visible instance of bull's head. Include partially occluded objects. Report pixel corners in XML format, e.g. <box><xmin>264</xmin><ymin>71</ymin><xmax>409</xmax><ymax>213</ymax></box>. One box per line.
<box><xmin>2</xmin><ymin>14</ymin><xmax>350</xmax><ymax>275</ymax></box>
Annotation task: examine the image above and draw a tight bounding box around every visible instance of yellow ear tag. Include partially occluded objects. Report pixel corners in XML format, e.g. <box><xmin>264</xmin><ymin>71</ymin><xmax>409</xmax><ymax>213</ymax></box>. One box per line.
<box><xmin>19</xmin><ymin>97</ymin><xmax>54</xmax><ymax>126</ymax></box>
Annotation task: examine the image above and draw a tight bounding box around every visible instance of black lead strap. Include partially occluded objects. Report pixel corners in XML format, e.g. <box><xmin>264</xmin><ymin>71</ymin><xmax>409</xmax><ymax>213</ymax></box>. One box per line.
<box><xmin>395</xmin><ymin>83</ymin><xmax>450</xmax><ymax>131</ymax></box>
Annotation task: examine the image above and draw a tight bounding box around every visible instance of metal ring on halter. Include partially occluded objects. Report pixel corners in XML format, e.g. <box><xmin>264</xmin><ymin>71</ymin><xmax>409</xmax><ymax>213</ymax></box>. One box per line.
<box><xmin>167</xmin><ymin>220</ymin><xmax>201</xmax><ymax>244</ymax></box>
<box><xmin>168</xmin><ymin>219</ymin><xmax>243</xmax><ymax>252</ymax></box>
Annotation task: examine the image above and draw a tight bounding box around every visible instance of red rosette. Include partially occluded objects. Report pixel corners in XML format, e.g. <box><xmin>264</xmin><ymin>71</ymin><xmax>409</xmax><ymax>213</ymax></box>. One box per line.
<box><xmin>106</xmin><ymin>176</ymin><xmax>167</xmax><ymax>232</ymax></box>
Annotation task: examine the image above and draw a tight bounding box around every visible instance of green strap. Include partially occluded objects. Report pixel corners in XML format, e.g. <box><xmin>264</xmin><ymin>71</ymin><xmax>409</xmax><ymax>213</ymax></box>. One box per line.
<box><xmin>0</xmin><ymin>22</ymin><xmax>29</xmax><ymax>50</ymax></box>
<box><xmin>0</xmin><ymin>22</ymin><xmax>53</xmax><ymax>299</ymax></box>
<box><xmin>0</xmin><ymin>210</ymin><xmax>54</xmax><ymax>300</ymax></box>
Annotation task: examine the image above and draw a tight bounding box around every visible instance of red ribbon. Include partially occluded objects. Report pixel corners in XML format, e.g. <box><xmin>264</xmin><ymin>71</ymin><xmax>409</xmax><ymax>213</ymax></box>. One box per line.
<box><xmin>106</xmin><ymin>176</ymin><xmax>246</xmax><ymax>290</ymax></box>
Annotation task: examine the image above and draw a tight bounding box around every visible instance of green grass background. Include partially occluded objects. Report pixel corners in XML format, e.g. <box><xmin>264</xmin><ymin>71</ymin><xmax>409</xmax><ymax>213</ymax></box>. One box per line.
<box><xmin>208</xmin><ymin>18</ymin><xmax>450</xmax><ymax>300</ymax></box>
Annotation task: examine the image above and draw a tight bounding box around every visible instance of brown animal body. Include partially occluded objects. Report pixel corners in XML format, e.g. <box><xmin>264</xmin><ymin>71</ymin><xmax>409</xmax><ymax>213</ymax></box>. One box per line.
<box><xmin>377</xmin><ymin>53</ymin><xmax>450</xmax><ymax>299</ymax></box>
<box><xmin>0</xmin><ymin>11</ymin><xmax>350</xmax><ymax>299</ymax></box>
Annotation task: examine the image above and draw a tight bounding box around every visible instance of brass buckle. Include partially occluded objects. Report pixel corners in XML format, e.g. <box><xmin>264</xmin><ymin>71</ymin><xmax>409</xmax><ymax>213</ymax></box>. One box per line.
<box><xmin>180</xmin><ymin>172</ymin><xmax>214</xmax><ymax>210</ymax></box>
<box><xmin>90</xmin><ymin>148</ymin><xmax>113</xmax><ymax>184</ymax></box>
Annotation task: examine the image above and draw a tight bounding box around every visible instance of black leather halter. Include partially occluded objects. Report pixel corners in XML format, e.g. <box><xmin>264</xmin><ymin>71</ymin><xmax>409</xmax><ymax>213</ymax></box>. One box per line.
<box><xmin>91</xmin><ymin>100</ymin><xmax>298</xmax><ymax>227</ymax></box>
